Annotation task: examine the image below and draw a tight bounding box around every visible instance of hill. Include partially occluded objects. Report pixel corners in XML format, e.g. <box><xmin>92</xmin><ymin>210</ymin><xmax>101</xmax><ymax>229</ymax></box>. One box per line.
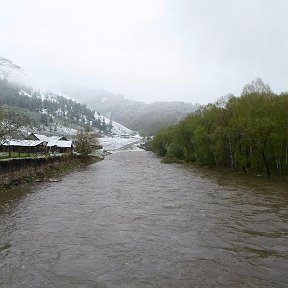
<box><xmin>64</xmin><ymin>87</ymin><xmax>199</xmax><ymax>135</ymax></box>
<box><xmin>1</xmin><ymin>56</ymin><xmax>199</xmax><ymax>136</ymax></box>
<box><xmin>0</xmin><ymin>78</ymin><xmax>105</xmax><ymax>136</ymax></box>
<box><xmin>0</xmin><ymin>63</ymin><xmax>134</xmax><ymax>139</ymax></box>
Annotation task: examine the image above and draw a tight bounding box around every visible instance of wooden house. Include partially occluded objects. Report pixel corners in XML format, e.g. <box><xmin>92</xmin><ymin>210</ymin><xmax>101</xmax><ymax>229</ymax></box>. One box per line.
<box><xmin>24</xmin><ymin>133</ymin><xmax>73</xmax><ymax>154</ymax></box>
<box><xmin>0</xmin><ymin>140</ymin><xmax>46</xmax><ymax>156</ymax></box>
<box><xmin>0</xmin><ymin>133</ymin><xmax>74</xmax><ymax>156</ymax></box>
<box><xmin>47</xmin><ymin>140</ymin><xmax>73</xmax><ymax>154</ymax></box>
<box><xmin>25</xmin><ymin>133</ymin><xmax>68</xmax><ymax>143</ymax></box>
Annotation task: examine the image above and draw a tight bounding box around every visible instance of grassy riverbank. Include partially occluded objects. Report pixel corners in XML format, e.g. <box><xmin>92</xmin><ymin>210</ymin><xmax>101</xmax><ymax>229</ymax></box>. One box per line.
<box><xmin>0</xmin><ymin>154</ymin><xmax>101</xmax><ymax>192</ymax></box>
<box><xmin>159</xmin><ymin>155</ymin><xmax>288</xmax><ymax>186</ymax></box>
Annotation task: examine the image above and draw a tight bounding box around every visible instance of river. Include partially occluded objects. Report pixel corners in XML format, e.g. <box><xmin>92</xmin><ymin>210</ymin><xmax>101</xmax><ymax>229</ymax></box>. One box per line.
<box><xmin>0</xmin><ymin>151</ymin><xmax>288</xmax><ymax>287</ymax></box>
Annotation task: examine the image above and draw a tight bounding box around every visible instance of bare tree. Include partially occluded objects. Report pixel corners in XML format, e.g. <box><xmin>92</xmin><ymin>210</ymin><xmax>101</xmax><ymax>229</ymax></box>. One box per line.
<box><xmin>0</xmin><ymin>108</ymin><xmax>29</xmax><ymax>144</ymax></box>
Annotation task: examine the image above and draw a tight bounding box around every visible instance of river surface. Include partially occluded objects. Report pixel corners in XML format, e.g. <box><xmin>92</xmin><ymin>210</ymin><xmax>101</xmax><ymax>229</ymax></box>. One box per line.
<box><xmin>0</xmin><ymin>151</ymin><xmax>288</xmax><ymax>287</ymax></box>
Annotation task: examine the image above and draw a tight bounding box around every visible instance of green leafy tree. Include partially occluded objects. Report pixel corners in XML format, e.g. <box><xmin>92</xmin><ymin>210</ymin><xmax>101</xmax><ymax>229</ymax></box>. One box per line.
<box><xmin>151</xmin><ymin>79</ymin><xmax>288</xmax><ymax>177</ymax></box>
<box><xmin>75</xmin><ymin>127</ymin><xmax>99</xmax><ymax>156</ymax></box>
<box><xmin>241</xmin><ymin>77</ymin><xmax>271</xmax><ymax>95</ymax></box>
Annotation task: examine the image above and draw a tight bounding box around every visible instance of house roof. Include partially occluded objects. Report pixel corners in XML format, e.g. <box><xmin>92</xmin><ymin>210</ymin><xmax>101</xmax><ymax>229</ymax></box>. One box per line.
<box><xmin>29</xmin><ymin>133</ymin><xmax>69</xmax><ymax>142</ymax></box>
<box><xmin>33</xmin><ymin>134</ymin><xmax>50</xmax><ymax>141</ymax></box>
<box><xmin>47</xmin><ymin>140</ymin><xmax>73</xmax><ymax>148</ymax></box>
<box><xmin>2</xmin><ymin>134</ymin><xmax>73</xmax><ymax>149</ymax></box>
<box><xmin>3</xmin><ymin>140</ymin><xmax>44</xmax><ymax>147</ymax></box>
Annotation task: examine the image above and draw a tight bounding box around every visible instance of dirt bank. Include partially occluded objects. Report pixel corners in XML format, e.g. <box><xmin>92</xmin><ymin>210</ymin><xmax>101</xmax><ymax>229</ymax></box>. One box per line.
<box><xmin>0</xmin><ymin>154</ymin><xmax>100</xmax><ymax>190</ymax></box>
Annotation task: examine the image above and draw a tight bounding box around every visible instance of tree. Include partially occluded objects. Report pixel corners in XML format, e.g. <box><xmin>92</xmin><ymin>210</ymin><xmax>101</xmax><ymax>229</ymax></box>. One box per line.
<box><xmin>0</xmin><ymin>108</ymin><xmax>29</xmax><ymax>144</ymax></box>
<box><xmin>241</xmin><ymin>77</ymin><xmax>271</xmax><ymax>95</ymax></box>
<box><xmin>75</xmin><ymin>127</ymin><xmax>99</xmax><ymax>156</ymax></box>
<box><xmin>108</xmin><ymin>118</ymin><xmax>113</xmax><ymax>132</ymax></box>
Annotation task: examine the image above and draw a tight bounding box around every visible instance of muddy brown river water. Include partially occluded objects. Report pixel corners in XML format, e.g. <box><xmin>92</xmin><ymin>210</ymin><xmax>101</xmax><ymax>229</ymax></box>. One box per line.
<box><xmin>0</xmin><ymin>151</ymin><xmax>288</xmax><ymax>287</ymax></box>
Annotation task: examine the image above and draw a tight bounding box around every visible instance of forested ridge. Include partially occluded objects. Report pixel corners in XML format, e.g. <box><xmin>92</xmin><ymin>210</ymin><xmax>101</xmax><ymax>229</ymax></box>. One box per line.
<box><xmin>151</xmin><ymin>79</ymin><xmax>288</xmax><ymax>178</ymax></box>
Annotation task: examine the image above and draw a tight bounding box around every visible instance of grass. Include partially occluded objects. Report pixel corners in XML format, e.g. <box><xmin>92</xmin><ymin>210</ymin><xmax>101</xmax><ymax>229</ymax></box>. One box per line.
<box><xmin>0</xmin><ymin>152</ymin><xmax>48</xmax><ymax>160</ymax></box>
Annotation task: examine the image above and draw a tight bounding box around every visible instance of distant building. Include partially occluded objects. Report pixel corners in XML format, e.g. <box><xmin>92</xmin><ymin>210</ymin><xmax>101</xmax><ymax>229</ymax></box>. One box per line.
<box><xmin>25</xmin><ymin>133</ymin><xmax>68</xmax><ymax>143</ymax></box>
<box><xmin>0</xmin><ymin>133</ymin><xmax>73</xmax><ymax>156</ymax></box>
<box><xmin>47</xmin><ymin>140</ymin><xmax>73</xmax><ymax>154</ymax></box>
<box><xmin>24</xmin><ymin>133</ymin><xmax>72</xmax><ymax>153</ymax></box>
<box><xmin>0</xmin><ymin>140</ymin><xmax>46</xmax><ymax>156</ymax></box>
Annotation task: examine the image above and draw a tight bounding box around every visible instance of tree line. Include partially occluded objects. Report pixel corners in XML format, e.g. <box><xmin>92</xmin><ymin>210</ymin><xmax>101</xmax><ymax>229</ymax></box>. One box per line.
<box><xmin>150</xmin><ymin>78</ymin><xmax>288</xmax><ymax>178</ymax></box>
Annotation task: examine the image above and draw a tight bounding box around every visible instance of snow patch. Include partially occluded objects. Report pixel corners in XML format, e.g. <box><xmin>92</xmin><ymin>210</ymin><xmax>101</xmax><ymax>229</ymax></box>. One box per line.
<box><xmin>99</xmin><ymin>135</ymin><xmax>143</xmax><ymax>152</ymax></box>
<box><xmin>102</xmin><ymin>115</ymin><xmax>133</xmax><ymax>135</ymax></box>
<box><xmin>19</xmin><ymin>90</ymin><xmax>33</xmax><ymax>97</ymax></box>
<box><xmin>0</xmin><ymin>56</ymin><xmax>35</xmax><ymax>87</ymax></box>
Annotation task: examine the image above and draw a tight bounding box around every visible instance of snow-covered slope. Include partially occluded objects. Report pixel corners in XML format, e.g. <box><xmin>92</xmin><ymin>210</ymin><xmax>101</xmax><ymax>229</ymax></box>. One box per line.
<box><xmin>101</xmin><ymin>115</ymin><xmax>133</xmax><ymax>135</ymax></box>
<box><xmin>0</xmin><ymin>57</ymin><xmax>29</xmax><ymax>84</ymax></box>
<box><xmin>0</xmin><ymin>56</ymin><xmax>136</xmax><ymax>138</ymax></box>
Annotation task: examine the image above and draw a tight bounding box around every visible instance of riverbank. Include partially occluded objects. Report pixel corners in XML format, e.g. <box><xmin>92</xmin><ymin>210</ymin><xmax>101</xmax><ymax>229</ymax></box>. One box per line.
<box><xmin>0</xmin><ymin>154</ymin><xmax>101</xmax><ymax>192</ymax></box>
<box><xmin>158</xmin><ymin>155</ymin><xmax>288</xmax><ymax>181</ymax></box>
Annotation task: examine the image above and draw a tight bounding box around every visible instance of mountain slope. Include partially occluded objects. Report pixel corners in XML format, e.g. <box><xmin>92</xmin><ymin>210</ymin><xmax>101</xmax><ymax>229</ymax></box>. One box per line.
<box><xmin>0</xmin><ymin>57</ymin><xmax>133</xmax><ymax>137</ymax></box>
<box><xmin>64</xmin><ymin>87</ymin><xmax>199</xmax><ymax>135</ymax></box>
<box><xmin>0</xmin><ymin>56</ymin><xmax>29</xmax><ymax>85</ymax></box>
<box><xmin>0</xmin><ymin>56</ymin><xmax>198</xmax><ymax>136</ymax></box>
<box><xmin>0</xmin><ymin>57</ymin><xmax>23</xmax><ymax>77</ymax></box>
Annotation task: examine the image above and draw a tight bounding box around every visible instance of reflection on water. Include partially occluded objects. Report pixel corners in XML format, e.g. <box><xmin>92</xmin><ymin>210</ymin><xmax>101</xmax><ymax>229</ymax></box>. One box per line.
<box><xmin>0</xmin><ymin>151</ymin><xmax>287</xmax><ymax>287</ymax></box>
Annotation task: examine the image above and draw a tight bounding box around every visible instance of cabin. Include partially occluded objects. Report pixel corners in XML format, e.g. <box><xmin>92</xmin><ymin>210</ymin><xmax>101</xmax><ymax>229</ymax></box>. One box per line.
<box><xmin>47</xmin><ymin>140</ymin><xmax>73</xmax><ymax>154</ymax></box>
<box><xmin>0</xmin><ymin>140</ymin><xmax>46</xmax><ymax>156</ymax></box>
<box><xmin>25</xmin><ymin>133</ymin><xmax>68</xmax><ymax>143</ymax></box>
<box><xmin>24</xmin><ymin>133</ymin><xmax>73</xmax><ymax>153</ymax></box>
<box><xmin>0</xmin><ymin>133</ymin><xmax>74</xmax><ymax>156</ymax></box>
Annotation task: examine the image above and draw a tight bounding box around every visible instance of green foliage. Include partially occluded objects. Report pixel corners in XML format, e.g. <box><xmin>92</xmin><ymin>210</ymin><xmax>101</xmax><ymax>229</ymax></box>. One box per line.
<box><xmin>151</xmin><ymin>79</ymin><xmax>288</xmax><ymax>178</ymax></box>
<box><xmin>75</xmin><ymin>127</ymin><xmax>99</xmax><ymax>156</ymax></box>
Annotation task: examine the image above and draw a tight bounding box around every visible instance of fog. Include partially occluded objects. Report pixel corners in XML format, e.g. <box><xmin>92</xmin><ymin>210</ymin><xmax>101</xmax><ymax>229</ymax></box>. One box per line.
<box><xmin>1</xmin><ymin>0</ymin><xmax>287</xmax><ymax>104</ymax></box>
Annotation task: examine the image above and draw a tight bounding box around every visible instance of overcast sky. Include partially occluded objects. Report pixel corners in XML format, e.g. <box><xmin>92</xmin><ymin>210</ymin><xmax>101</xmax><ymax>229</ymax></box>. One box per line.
<box><xmin>1</xmin><ymin>0</ymin><xmax>287</xmax><ymax>104</ymax></box>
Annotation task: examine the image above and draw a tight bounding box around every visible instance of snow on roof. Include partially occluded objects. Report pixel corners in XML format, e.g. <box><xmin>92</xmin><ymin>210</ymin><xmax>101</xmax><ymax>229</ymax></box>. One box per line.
<box><xmin>3</xmin><ymin>140</ymin><xmax>44</xmax><ymax>147</ymax></box>
<box><xmin>48</xmin><ymin>136</ymin><xmax>61</xmax><ymax>141</ymax></box>
<box><xmin>33</xmin><ymin>134</ymin><xmax>50</xmax><ymax>141</ymax></box>
<box><xmin>31</xmin><ymin>134</ymin><xmax>68</xmax><ymax>142</ymax></box>
<box><xmin>47</xmin><ymin>140</ymin><xmax>72</xmax><ymax>148</ymax></box>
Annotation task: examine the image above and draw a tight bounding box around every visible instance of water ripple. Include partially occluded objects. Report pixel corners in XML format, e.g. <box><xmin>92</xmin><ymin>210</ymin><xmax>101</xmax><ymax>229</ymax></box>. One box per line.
<box><xmin>0</xmin><ymin>151</ymin><xmax>288</xmax><ymax>287</ymax></box>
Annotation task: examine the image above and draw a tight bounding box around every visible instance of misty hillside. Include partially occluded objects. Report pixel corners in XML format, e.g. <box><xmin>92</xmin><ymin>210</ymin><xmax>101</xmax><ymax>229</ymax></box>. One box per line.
<box><xmin>0</xmin><ymin>57</ymin><xmax>136</xmax><ymax>137</ymax></box>
<box><xmin>0</xmin><ymin>78</ymin><xmax>114</xmax><ymax>136</ymax></box>
<box><xmin>0</xmin><ymin>57</ymin><xmax>24</xmax><ymax>80</ymax></box>
<box><xmin>65</xmin><ymin>87</ymin><xmax>199</xmax><ymax>135</ymax></box>
<box><xmin>0</xmin><ymin>56</ymin><xmax>198</xmax><ymax>136</ymax></box>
